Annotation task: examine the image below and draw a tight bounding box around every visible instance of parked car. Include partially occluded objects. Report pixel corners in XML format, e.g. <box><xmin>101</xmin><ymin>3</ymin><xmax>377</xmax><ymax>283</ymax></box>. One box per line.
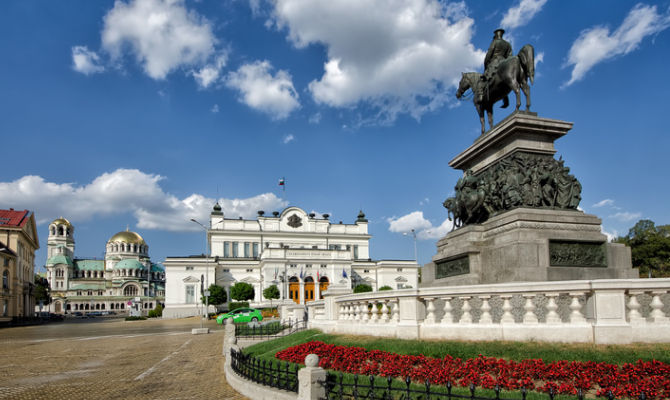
<box><xmin>216</xmin><ymin>308</ymin><xmax>263</xmax><ymax>324</ymax></box>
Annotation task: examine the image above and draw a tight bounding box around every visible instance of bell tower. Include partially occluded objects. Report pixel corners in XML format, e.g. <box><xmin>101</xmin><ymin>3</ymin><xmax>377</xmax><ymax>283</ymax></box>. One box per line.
<box><xmin>47</xmin><ymin>217</ymin><xmax>75</xmax><ymax>258</ymax></box>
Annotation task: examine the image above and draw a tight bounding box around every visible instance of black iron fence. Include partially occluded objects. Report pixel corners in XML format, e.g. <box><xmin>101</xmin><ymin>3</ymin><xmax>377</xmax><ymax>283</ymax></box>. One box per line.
<box><xmin>324</xmin><ymin>373</ymin><xmax>647</xmax><ymax>400</ymax></box>
<box><xmin>234</xmin><ymin>318</ymin><xmax>307</xmax><ymax>339</ymax></box>
<box><xmin>230</xmin><ymin>347</ymin><xmax>299</xmax><ymax>393</ymax></box>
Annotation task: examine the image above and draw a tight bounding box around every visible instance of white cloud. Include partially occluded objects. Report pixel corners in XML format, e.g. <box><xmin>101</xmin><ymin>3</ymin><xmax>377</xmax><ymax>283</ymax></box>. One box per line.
<box><xmin>308</xmin><ymin>112</ymin><xmax>322</xmax><ymax>124</ymax></box>
<box><xmin>593</xmin><ymin>198</ymin><xmax>614</xmax><ymax>208</ymax></box>
<box><xmin>501</xmin><ymin>0</ymin><xmax>547</xmax><ymax>30</ymax></box>
<box><xmin>71</xmin><ymin>46</ymin><xmax>105</xmax><ymax>75</ymax></box>
<box><xmin>282</xmin><ymin>134</ymin><xmax>295</xmax><ymax>144</ymax></box>
<box><xmin>601</xmin><ymin>227</ymin><xmax>619</xmax><ymax>242</ymax></box>
<box><xmin>192</xmin><ymin>54</ymin><xmax>227</xmax><ymax>88</ymax></box>
<box><xmin>101</xmin><ymin>0</ymin><xmax>216</xmax><ymax>80</ymax></box>
<box><xmin>388</xmin><ymin>211</ymin><xmax>451</xmax><ymax>240</ymax></box>
<box><xmin>211</xmin><ymin>104</ymin><xmax>219</xmax><ymax>113</ymax></box>
<box><xmin>609</xmin><ymin>211</ymin><xmax>642</xmax><ymax>222</ymax></box>
<box><xmin>535</xmin><ymin>51</ymin><xmax>544</xmax><ymax>68</ymax></box>
<box><xmin>418</xmin><ymin>218</ymin><xmax>453</xmax><ymax>240</ymax></box>
<box><xmin>564</xmin><ymin>4</ymin><xmax>670</xmax><ymax>87</ymax></box>
<box><xmin>0</xmin><ymin>169</ymin><xmax>287</xmax><ymax>232</ymax></box>
<box><xmin>267</xmin><ymin>0</ymin><xmax>484</xmax><ymax>122</ymax></box>
<box><xmin>225</xmin><ymin>60</ymin><xmax>300</xmax><ymax>119</ymax></box>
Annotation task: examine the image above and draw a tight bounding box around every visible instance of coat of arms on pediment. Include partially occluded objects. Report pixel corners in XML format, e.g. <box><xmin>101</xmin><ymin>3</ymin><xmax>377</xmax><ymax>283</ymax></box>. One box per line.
<box><xmin>287</xmin><ymin>214</ymin><xmax>302</xmax><ymax>228</ymax></box>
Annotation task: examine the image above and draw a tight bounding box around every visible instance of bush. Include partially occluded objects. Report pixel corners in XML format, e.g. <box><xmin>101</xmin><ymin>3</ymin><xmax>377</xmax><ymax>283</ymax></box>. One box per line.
<box><xmin>125</xmin><ymin>316</ymin><xmax>147</xmax><ymax>321</ymax></box>
<box><xmin>379</xmin><ymin>285</ymin><xmax>393</xmax><ymax>291</ymax></box>
<box><xmin>147</xmin><ymin>303</ymin><xmax>163</xmax><ymax>318</ymax></box>
<box><xmin>353</xmin><ymin>284</ymin><xmax>373</xmax><ymax>293</ymax></box>
<box><xmin>230</xmin><ymin>282</ymin><xmax>255</xmax><ymax>301</ymax></box>
<box><xmin>229</xmin><ymin>301</ymin><xmax>249</xmax><ymax>311</ymax></box>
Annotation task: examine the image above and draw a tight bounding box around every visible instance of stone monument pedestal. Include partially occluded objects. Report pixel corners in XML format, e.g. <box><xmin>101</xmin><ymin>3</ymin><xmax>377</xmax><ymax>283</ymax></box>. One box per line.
<box><xmin>422</xmin><ymin>112</ymin><xmax>637</xmax><ymax>286</ymax></box>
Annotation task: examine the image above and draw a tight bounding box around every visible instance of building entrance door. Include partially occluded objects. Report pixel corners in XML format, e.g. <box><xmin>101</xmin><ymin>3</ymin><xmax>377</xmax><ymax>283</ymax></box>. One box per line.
<box><xmin>304</xmin><ymin>277</ymin><xmax>315</xmax><ymax>302</ymax></box>
<box><xmin>289</xmin><ymin>283</ymin><xmax>300</xmax><ymax>304</ymax></box>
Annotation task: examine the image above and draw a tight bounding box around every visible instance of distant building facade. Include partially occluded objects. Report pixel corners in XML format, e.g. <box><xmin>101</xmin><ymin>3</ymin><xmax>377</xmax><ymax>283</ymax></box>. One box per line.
<box><xmin>163</xmin><ymin>205</ymin><xmax>419</xmax><ymax>318</ymax></box>
<box><xmin>0</xmin><ymin>208</ymin><xmax>39</xmax><ymax>320</ymax></box>
<box><xmin>44</xmin><ymin>218</ymin><xmax>165</xmax><ymax>315</ymax></box>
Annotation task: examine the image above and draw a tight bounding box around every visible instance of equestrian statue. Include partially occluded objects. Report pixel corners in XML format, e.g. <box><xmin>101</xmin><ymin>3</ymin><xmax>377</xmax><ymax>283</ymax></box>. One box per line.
<box><xmin>456</xmin><ymin>29</ymin><xmax>535</xmax><ymax>134</ymax></box>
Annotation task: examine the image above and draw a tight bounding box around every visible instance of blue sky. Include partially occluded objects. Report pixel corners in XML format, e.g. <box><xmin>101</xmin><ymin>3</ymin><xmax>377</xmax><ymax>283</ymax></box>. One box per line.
<box><xmin>1</xmin><ymin>0</ymin><xmax>669</xmax><ymax>270</ymax></box>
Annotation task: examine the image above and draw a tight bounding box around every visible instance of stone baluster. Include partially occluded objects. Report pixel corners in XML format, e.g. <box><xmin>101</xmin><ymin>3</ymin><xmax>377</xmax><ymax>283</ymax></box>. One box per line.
<box><xmin>648</xmin><ymin>291</ymin><xmax>669</xmax><ymax>323</ymax></box>
<box><xmin>380</xmin><ymin>300</ymin><xmax>390</xmax><ymax>322</ymax></box>
<box><xmin>360</xmin><ymin>300</ymin><xmax>370</xmax><ymax>323</ymax></box>
<box><xmin>626</xmin><ymin>290</ymin><xmax>645</xmax><ymax>324</ymax></box>
<box><xmin>353</xmin><ymin>303</ymin><xmax>360</xmax><ymax>321</ymax></box>
<box><xmin>440</xmin><ymin>297</ymin><xmax>453</xmax><ymax>324</ymax></box>
<box><xmin>345</xmin><ymin>303</ymin><xmax>353</xmax><ymax>320</ymax></box>
<box><xmin>568</xmin><ymin>292</ymin><xmax>586</xmax><ymax>323</ymax></box>
<box><xmin>522</xmin><ymin>294</ymin><xmax>538</xmax><ymax>324</ymax></box>
<box><xmin>369</xmin><ymin>300</ymin><xmax>379</xmax><ymax>322</ymax></box>
<box><xmin>424</xmin><ymin>297</ymin><xmax>437</xmax><ymax>324</ymax></box>
<box><xmin>479</xmin><ymin>296</ymin><xmax>493</xmax><ymax>324</ymax></box>
<box><xmin>545</xmin><ymin>293</ymin><xmax>561</xmax><ymax>324</ymax></box>
<box><xmin>500</xmin><ymin>295</ymin><xmax>515</xmax><ymax>324</ymax></box>
<box><xmin>338</xmin><ymin>304</ymin><xmax>345</xmax><ymax>320</ymax></box>
<box><xmin>390</xmin><ymin>299</ymin><xmax>399</xmax><ymax>322</ymax></box>
<box><xmin>459</xmin><ymin>297</ymin><xmax>472</xmax><ymax>324</ymax></box>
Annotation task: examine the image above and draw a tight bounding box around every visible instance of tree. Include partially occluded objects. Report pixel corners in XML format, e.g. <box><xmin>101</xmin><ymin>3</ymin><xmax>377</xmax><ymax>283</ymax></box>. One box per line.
<box><xmin>263</xmin><ymin>285</ymin><xmax>280</xmax><ymax>306</ymax></box>
<box><xmin>201</xmin><ymin>284</ymin><xmax>227</xmax><ymax>306</ymax></box>
<box><xmin>616</xmin><ymin>219</ymin><xmax>670</xmax><ymax>278</ymax></box>
<box><xmin>230</xmin><ymin>282</ymin><xmax>255</xmax><ymax>301</ymax></box>
<box><xmin>34</xmin><ymin>275</ymin><xmax>51</xmax><ymax>306</ymax></box>
<box><xmin>353</xmin><ymin>284</ymin><xmax>373</xmax><ymax>293</ymax></box>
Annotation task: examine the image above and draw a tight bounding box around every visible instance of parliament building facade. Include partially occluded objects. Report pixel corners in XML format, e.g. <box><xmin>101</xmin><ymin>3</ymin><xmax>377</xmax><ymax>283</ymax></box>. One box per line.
<box><xmin>163</xmin><ymin>205</ymin><xmax>419</xmax><ymax>318</ymax></box>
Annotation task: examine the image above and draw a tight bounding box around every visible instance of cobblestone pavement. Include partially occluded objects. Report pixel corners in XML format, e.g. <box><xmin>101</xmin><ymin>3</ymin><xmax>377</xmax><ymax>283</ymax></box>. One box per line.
<box><xmin>0</xmin><ymin>317</ymin><xmax>247</xmax><ymax>400</ymax></box>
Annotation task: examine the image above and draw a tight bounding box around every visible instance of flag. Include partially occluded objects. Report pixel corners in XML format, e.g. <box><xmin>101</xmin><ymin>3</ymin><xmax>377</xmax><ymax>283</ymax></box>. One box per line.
<box><xmin>299</xmin><ymin>267</ymin><xmax>303</xmax><ymax>279</ymax></box>
<box><xmin>274</xmin><ymin>267</ymin><xmax>278</xmax><ymax>280</ymax></box>
<box><xmin>317</xmin><ymin>270</ymin><xmax>320</xmax><ymax>281</ymax></box>
<box><xmin>278</xmin><ymin>177</ymin><xmax>285</xmax><ymax>186</ymax></box>
<box><xmin>342</xmin><ymin>267</ymin><xmax>347</xmax><ymax>278</ymax></box>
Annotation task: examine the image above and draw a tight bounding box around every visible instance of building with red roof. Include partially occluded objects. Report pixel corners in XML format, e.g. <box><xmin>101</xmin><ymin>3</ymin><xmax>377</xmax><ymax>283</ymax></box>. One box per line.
<box><xmin>0</xmin><ymin>208</ymin><xmax>39</xmax><ymax>320</ymax></box>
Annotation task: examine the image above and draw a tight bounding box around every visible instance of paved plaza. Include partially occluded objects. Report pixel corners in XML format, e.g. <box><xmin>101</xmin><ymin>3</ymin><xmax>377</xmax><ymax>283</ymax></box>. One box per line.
<box><xmin>0</xmin><ymin>317</ymin><xmax>247</xmax><ymax>400</ymax></box>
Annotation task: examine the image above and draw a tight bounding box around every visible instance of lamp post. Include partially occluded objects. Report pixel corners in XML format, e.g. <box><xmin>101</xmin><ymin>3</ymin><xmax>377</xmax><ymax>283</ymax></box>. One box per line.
<box><xmin>403</xmin><ymin>229</ymin><xmax>418</xmax><ymax>262</ymax></box>
<box><xmin>190</xmin><ymin>218</ymin><xmax>211</xmax><ymax>327</ymax></box>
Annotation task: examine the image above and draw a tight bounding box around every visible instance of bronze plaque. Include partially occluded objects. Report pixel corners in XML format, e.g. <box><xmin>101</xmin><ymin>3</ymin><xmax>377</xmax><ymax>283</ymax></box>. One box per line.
<box><xmin>435</xmin><ymin>255</ymin><xmax>470</xmax><ymax>279</ymax></box>
<box><xmin>549</xmin><ymin>240</ymin><xmax>606</xmax><ymax>267</ymax></box>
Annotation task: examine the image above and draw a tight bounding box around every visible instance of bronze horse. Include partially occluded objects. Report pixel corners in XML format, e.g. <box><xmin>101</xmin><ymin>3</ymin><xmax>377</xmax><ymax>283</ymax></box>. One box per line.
<box><xmin>456</xmin><ymin>44</ymin><xmax>535</xmax><ymax>134</ymax></box>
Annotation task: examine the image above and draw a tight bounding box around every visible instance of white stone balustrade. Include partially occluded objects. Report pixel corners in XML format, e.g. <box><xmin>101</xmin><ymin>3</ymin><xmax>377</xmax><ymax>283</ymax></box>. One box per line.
<box><xmin>307</xmin><ymin>279</ymin><xmax>670</xmax><ymax>344</ymax></box>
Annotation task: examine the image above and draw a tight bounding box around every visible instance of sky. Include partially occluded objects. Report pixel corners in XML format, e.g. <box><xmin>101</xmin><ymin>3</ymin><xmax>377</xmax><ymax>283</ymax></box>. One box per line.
<box><xmin>1</xmin><ymin>0</ymin><xmax>669</xmax><ymax>271</ymax></box>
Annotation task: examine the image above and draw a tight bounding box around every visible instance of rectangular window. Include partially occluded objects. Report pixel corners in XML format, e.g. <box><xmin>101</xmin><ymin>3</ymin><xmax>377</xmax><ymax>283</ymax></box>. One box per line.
<box><xmin>232</xmin><ymin>242</ymin><xmax>239</xmax><ymax>257</ymax></box>
<box><xmin>246</xmin><ymin>268</ymin><xmax>253</xmax><ymax>273</ymax></box>
<box><xmin>252</xmin><ymin>242</ymin><xmax>259</xmax><ymax>257</ymax></box>
<box><xmin>396</xmin><ymin>268</ymin><xmax>403</xmax><ymax>272</ymax></box>
<box><xmin>306</xmin><ymin>264</ymin><xmax>312</xmax><ymax>269</ymax></box>
<box><xmin>3</xmin><ymin>258</ymin><xmax>8</xmax><ymax>267</ymax></box>
<box><xmin>185</xmin><ymin>266</ymin><xmax>194</xmax><ymax>271</ymax></box>
<box><xmin>77</xmin><ymin>291</ymin><xmax>82</xmax><ymax>296</ymax></box>
<box><xmin>224</xmin><ymin>241</ymin><xmax>230</xmax><ymax>257</ymax></box>
<box><xmin>354</xmin><ymin>245</ymin><xmax>359</xmax><ymax>259</ymax></box>
<box><xmin>320</xmin><ymin>264</ymin><xmax>326</xmax><ymax>269</ymax></box>
<box><xmin>186</xmin><ymin>285</ymin><xmax>195</xmax><ymax>303</ymax></box>
<box><xmin>290</xmin><ymin>264</ymin><xmax>297</xmax><ymax>269</ymax></box>
<box><xmin>244</xmin><ymin>242</ymin><xmax>250</xmax><ymax>257</ymax></box>
<box><xmin>222</xmin><ymin>268</ymin><xmax>230</xmax><ymax>272</ymax></box>
<box><xmin>363</xmin><ymin>269</ymin><xmax>370</xmax><ymax>273</ymax></box>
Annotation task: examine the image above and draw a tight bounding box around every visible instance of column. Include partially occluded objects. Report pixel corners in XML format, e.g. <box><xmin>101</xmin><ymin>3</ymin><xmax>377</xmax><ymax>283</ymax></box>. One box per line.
<box><xmin>299</xmin><ymin>281</ymin><xmax>305</xmax><ymax>305</ymax></box>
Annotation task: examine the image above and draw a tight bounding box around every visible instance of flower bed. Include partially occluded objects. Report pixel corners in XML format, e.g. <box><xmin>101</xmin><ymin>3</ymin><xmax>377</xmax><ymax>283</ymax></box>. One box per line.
<box><xmin>275</xmin><ymin>341</ymin><xmax>670</xmax><ymax>399</ymax></box>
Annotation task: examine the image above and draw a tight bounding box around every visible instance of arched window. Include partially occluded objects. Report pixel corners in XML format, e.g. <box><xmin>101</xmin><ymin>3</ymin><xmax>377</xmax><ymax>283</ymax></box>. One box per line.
<box><xmin>123</xmin><ymin>285</ymin><xmax>138</xmax><ymax>296</ymax></box>
<box><xmin>58</xmin><ymin>226</ymin><xmax>64</xmax><ymax>236</ymax></box>
<box><xmin>50</xmin><ymin>226</ymin><xmax>55</xmax><ymax>235</ymax></box>
<box><xmin>2</xmin><ymin>270</ymin><xmax>8</xmax><ymax>289</ymax></box>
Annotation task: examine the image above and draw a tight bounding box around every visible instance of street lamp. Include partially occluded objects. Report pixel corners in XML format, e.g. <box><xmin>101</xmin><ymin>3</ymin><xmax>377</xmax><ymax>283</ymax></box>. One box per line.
<box><xmin>403</xmin><ymin>229</ymin><xmax>418</xmax><ymax>262</ymax></box>
<box><xmin>190</xmin><ymin>218</ymin><xmax>211</xmax><ymax>327</ymax></box>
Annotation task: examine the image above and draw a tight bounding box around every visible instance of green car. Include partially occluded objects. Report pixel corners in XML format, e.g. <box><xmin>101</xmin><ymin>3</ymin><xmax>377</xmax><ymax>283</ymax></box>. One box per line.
<box><xmin>216</xmin><ymin>307</ymin><xmax>263</xmax><ymax>324</ymax></box>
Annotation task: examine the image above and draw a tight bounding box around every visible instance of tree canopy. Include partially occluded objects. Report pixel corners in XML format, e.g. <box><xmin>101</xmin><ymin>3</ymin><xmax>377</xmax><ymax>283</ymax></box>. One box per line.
<box><xmin>263</xmin><ymin>285</ymin><xmax>280</xmax><ymax>301</ymax></box>
<box><xmin>201</xmin><ymin>284</ymin><xmax>227</xmax><ymax>305</ymax></box>
<box><xmin>230</xmin><ymin>282</ymin><xmax>255</xmax><ymax>301</ymax></box>
<box><xmin>616</xmin><ymin>219</ymin><xmax>670</xmax><ymax>278</ymax></box>
<box><xmin>34</xmin><ymin>275</ymin><xmax>51</xmax><ymax>306</ymax></box>
<box><xmin>353</xmin><ymin>284</ymin><xmax>373</xmax><ymax>293</ymax></box>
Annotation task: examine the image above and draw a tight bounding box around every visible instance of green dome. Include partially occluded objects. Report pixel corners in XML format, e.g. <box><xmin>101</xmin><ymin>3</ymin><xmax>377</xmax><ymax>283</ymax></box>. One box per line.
<box><xmin>151</xmin><ymin>263</ymin><xmax>164</xmax><ymax>272</ymax></box>
<box><xmin>114</xmin><ymin>259</ymin><xmax>144</xmax><ymax>270</ymax></box>
<box><xmin>47</xmin><ymin>254</ymin><xmax>73</xmax><ymax>266</ymax></box>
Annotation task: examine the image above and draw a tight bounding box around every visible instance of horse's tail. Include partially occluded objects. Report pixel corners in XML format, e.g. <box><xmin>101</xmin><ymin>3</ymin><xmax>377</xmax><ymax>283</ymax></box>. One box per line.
<box><xmin>518</xmin><ymin>44</ymin><xmax>535</xmax><ymax>84</ymax></box>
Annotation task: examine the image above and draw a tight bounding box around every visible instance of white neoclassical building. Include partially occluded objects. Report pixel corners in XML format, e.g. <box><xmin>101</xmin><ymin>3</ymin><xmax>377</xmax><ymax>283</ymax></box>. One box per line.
<box><xmin>44</xmin><ymin>218</ymin><xmax>165</xmax><ymax>315</ymax></box>
<box><xmin>163</xmin><ymin>205</ymin><xmax>419</xmax><ymax>318</ymax></box>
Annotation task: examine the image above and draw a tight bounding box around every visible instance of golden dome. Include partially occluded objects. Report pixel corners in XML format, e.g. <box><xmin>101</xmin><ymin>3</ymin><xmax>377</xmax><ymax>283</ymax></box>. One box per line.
<box><xmin>51</xmin><ymin>217</ymin><xmax>72</xmax><ymax>226</ymax></box>
<box><xmin>108</xmin><ymin>230</ymin><xmax>146</xmax><ymax>245</ymax></box>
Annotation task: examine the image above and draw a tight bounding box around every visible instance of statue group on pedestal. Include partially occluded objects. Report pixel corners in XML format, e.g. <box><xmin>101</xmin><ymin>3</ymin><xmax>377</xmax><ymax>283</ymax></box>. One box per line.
<box><xmin>443</xmin><ymin>153</ymin><xmax>582</xmax><ymax>228</ymax></box>
<box><xmin>456</xmin><ymin>29</ymin><xmax>535</xmax><ymax>134</ymax></box>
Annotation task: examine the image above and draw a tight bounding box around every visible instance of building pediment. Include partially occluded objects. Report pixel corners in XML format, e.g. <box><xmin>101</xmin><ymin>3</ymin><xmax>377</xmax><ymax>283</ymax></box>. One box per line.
<box><xmin>241</xmin><ymin>276</ymin><xmax>259</xmax><ymax>283</ymax></box>
<box><xmin>183</xmin><ymin>276</ymin><xmax>200</xmax><ymax>283</ymax></box>
<box><xmin>362</xmin><ymin>276</ymin><xmax>376</xmax><ymax>283</ymax></box>
<box><xmin>394</xmin><ymin>276</ymin><xmax>408</xmax><ymax>282</ymax></box>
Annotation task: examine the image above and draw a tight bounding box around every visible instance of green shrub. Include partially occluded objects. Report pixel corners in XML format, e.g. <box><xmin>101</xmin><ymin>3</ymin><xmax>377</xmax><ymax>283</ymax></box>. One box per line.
<box><xmin>148</xmin><ymin>310</ymin><xmax>157</xmax><ymax>318</ymax></box>
<box><xmin>231</xmin><ymin>282</ymin><xmax>255</xmax><ymax>301</ymax></box>
<box><xmin>353</xmin><ymin>284</ymin><xmax>373</xmax><ymax>293</ymax></box>
<box><xmin>125</xmin><ymin>316</ymin><xmax>147</xmax><ymax>321</ymax></box>
<box><xmin>229</xmin><ymin>301</ymin><xmax>250</xmax><ymax>311</ymax></box>
<box><xmin>379</xmin><ymin>285</ymin><xmax>393</xmax><ymax>291</ymax></box>
<box><xmin>147</xmin><ymin>303</ymin><xmax>163</xmax><ymax>318</ymax></box>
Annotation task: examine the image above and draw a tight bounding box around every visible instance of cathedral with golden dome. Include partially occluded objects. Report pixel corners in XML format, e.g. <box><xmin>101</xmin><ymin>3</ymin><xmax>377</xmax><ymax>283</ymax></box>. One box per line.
<box><xmin>44</xmin><ymin>217</ymin><xmax>165</xmax><ymax>315</ymax></box>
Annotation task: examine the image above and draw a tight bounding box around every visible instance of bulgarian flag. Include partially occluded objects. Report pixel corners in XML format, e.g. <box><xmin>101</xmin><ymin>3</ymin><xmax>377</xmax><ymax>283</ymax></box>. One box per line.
<box><xmin>279</xmin><ymin>177</ymin><xmax>285</xmax><ymax>192</ymax></box>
